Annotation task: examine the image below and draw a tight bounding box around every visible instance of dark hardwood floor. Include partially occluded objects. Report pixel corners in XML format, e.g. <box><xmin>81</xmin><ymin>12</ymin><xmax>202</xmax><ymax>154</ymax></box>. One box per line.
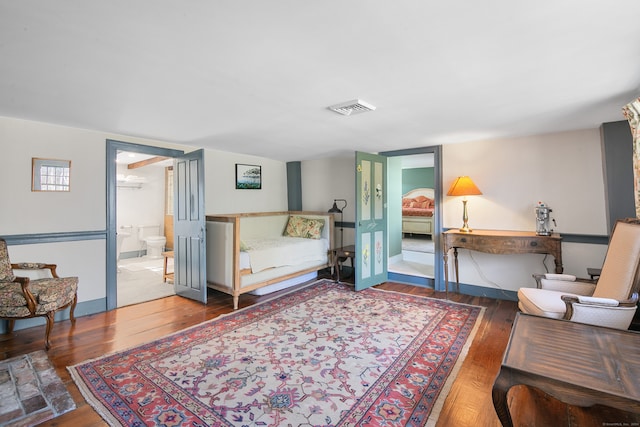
<box><xmin>1</xmin><ymin>277</ymin><xmax>637</xmax><ymax>426</ymax></box>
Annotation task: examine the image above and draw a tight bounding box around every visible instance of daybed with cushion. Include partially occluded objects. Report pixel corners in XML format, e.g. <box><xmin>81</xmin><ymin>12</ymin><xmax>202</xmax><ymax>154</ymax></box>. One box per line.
<box><xmin>206</xmin><ymin>211</ymin><xmax>333</xmax><ymax>309</ymax></box>
<box><xmin>402</xmin><ymin>188</ymin><xmax>435</xmax><ymax>236</ymax></box>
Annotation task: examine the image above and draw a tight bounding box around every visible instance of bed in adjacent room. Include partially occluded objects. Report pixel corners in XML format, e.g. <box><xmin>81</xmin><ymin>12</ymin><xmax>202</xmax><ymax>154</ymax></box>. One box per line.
<box><xmin>401</xmin><ymin>188</ymin><xmax>434</xmax><ymax>236</ymax></box>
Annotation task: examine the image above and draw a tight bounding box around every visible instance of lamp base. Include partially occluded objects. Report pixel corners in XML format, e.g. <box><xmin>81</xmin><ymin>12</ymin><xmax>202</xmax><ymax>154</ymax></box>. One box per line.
<box><xmin>459</xmin><ymin>199</ymin><xmax>473</xmax><ymax>232</ymax></box>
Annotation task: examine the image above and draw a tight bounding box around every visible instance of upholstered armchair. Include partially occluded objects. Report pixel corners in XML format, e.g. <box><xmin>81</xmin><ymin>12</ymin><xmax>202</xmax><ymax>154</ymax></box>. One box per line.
<box><xmin>518</xmin><ymin>218</ymin><xmax>640</xmax><ymax>330</ymax></box>
<box><xmin>0</xmin><ymin>239</ymin><xmax>78</xmax><ymax>349</ymax></box>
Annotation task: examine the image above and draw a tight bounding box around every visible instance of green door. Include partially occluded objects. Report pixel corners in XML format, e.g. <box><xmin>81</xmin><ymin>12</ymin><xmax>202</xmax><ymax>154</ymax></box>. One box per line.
<box><xmin>355</xmin><ymin>151</ymin><xmax>388</xmax><ymax>290</ymax></box>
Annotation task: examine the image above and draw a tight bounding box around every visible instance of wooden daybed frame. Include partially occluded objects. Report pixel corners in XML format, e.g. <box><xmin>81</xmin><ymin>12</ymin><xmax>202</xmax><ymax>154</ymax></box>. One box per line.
<box><xmin>205</xmin><ymin>211</ymin><xmax>334</xmax><ymax>309</ymax></box>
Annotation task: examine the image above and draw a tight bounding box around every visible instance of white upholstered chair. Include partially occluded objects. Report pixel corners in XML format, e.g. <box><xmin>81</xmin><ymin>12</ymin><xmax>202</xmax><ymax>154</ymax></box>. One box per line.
<box><xmin>518</xmin><ymin>218</ymin><xmax>640</xmax><ymax>330</ymax></box>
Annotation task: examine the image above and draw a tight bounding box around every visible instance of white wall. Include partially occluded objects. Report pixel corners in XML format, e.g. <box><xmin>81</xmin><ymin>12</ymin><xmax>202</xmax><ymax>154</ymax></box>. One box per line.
<box><xmin>0</xmin><ymin>117</ymin><xmax>165</xmax><ymax>304</ymax></box>
<box><xmin>442</xmin><ymin>128</ymin><xmax>607</xmax><ymax>234</ymax></box>
<box><xmin>0</xmin><ymin>116</ymin><xmax>289</xmax><ymax>306</ymax></box>
<box><xmin>0</xmin><ymin>114</ymin><xmax>613</xmax><ymax>300</ymax></box>
<box><xmin>442</xmin><ymin>128</ymin><xmax>608</xmax><ymax>292</ymax></box>
<box><xmin>1</xmin><ymin>118</ymin><xmax>107</xmax><ymax>234</ymax></box>
<box><xmin>9</xmin><ymin>240</ymin><xmax>105</xmax><ymax>302</ymax></box>
<box><xmin>204</xmin><ymin>150</ymin><xmax>288</xmax><ymax>214</ymax></box>
<box><xmin>301</xmin><ymin>155</ymin><xmax>355</xmax><ymax>248</ymax></box>
<box><xmin>299</xmin><ymin>129</ymin><xmax>611</xmax><ymax>294</ymax></box>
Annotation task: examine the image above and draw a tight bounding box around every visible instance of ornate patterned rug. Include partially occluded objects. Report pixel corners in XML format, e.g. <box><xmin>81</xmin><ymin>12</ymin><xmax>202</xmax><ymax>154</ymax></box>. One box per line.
<box><xmin>69</xmin><ymin>280</ymin><xmax>484</xmax><ymax>426</ymax></box>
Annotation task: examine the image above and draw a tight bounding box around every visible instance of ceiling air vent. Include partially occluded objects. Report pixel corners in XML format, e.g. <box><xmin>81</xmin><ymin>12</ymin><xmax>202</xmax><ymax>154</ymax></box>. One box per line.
<box><xmin>328</xmin><ymin>99</ymin><xmax>376</xmax><ymax>116</ymax></box>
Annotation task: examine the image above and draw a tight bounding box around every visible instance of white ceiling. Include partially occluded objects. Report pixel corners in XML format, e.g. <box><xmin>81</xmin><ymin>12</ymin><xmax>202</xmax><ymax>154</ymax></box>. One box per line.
<box><xmin>1</xmin><ymin>1</ymin><xmax>639</xmax><ymax>162</ymax></box>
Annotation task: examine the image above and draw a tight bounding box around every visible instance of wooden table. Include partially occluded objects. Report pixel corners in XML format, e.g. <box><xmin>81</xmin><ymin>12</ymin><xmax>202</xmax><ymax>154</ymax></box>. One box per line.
<box><xmin>492</xmin><ymin>313</ymin><xmax>640</xmax><ymax>426</ymax></box>
<box><xmin>442</xmin><ymin>229</ymin><xmax>562</xmax><ymax>296</ymax></box>
<box><xmin>332</xmin><ymin>245</ymin><xmax>355</xmax><ymax>283</ymax></box>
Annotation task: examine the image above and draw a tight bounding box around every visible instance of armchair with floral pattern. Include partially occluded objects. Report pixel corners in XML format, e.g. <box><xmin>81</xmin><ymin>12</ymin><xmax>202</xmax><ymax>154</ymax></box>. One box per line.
<box><xmin>0</xmin><ymin>239</ymin><xmax>78</xmax><ymax>349</ymax></box>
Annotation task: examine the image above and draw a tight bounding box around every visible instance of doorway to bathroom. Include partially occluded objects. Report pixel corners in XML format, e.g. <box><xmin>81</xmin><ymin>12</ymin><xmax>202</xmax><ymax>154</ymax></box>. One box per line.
<box><xmin>115</xmin><ymin>150</ymin><xmax>176</xmax><ymax>307</ymax></box>
<box><xmin>106</xmin><ymin>141</ymin><xmax>186</xmax><ymax>310</ymax></box>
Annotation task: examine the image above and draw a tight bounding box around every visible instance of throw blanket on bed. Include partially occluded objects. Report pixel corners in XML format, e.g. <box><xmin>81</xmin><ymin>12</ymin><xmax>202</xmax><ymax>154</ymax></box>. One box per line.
<box><xmin>244</xmin><ymin>237</ymin><xmax>329</xmax><ymax>273</ymax></box>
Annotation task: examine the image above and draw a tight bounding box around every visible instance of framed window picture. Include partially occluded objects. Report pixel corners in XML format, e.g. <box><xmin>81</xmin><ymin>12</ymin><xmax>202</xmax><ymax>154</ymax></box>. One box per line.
<box><xmin>236</xmin><ymin>164</ymin><xmax>262</xmax><ymax>189</ymax></box>
<box><xmin>32</xmin><ymin>158</ymin><xmax>71</xmax><ymax>192</ymax></box>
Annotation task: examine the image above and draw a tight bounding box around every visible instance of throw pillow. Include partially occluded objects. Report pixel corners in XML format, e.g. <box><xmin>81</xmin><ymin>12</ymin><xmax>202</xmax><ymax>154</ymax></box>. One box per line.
<box><xmin>283</xmin><ymin>216</ymin><xmax>325</xmax><ymax>239</ymax></box>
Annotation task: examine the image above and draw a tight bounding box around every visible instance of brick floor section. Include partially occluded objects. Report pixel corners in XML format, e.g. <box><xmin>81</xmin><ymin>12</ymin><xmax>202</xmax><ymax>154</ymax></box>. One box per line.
<box><xmin>0</xmin><ymin>350</ymin><xmax>75</xmax><ymax>426</ymax></box>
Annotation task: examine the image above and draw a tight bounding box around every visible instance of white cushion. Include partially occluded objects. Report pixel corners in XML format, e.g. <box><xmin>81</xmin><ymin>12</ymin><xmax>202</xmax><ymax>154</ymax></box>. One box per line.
<box><xmin>517</xmin><ymin>287</ymin><xmax>578</xmax><ymax>319</ymax></box>
<box><xmin>543</xmin><ymin>273</ymin><xmax>576</xmax><ymax>281</ymax></box>
<box><xmin>576</xmin><ymin>296</ymin><xmax>619</xmax><ymax>307</ymax></box>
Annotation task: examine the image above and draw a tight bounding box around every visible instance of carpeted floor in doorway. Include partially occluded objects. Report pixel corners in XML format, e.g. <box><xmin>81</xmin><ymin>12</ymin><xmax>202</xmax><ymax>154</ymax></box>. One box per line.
<box><xmin>69</xmin><ymin>280</ymin><xmax>483</xmax><ymax>426</ymax></box>
<box><xmin>402</xmin><ymin>236</ymin><xmax>435</xmax><ymax>252</ymax></box>
<box><xmin>0</xmin><ymin>350</ymin><xmax>75</xmax><ymax>426</ymax></box>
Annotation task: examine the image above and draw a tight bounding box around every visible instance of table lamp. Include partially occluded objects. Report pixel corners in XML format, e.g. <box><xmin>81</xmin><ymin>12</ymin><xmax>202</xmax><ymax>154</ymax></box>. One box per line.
<box><xmin>447</xmin><ymin>176</ymin><xmax>482</xmax><ymax>232</ymax></box>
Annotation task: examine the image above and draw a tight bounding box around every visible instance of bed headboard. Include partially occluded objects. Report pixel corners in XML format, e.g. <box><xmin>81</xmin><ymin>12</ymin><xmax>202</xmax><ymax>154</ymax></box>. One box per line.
<box><xmin>403</xmin><ymin>188</ymin><xmax>434</xmax><ymax>199</ymax></box>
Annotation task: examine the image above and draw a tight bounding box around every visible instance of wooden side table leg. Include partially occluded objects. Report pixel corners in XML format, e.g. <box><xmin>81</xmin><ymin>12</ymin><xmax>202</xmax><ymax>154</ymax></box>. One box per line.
<box><xmin>443</xmin><ymin>248</ymin><xmax>449</xmax><ymax>299</ymax></box>
<box><xmin>453</xmin><ymin>247</ymin><xmax>460</xmax><ymax>293</ymax></box>
<box><xmin>554</xmin><ymin>251</ymin><xmax>563</xmax><ymax>274</ymax></box>
<box><xmin>492</xmin><ymin>371</ymin><xmax>515</xmax><ymax>427</ymax></box>
<box><xmin>163</xmin><ymin>256</ymin><xmax>169</xmax><ymax>283</ymax></box>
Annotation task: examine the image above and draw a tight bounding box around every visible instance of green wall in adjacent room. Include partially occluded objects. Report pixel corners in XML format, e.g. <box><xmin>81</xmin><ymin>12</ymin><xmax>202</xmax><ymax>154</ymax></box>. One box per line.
<box><xmin>402</xmin><ymin>167</ymin><xmax>434</xmax><ymax>194</ymax></box>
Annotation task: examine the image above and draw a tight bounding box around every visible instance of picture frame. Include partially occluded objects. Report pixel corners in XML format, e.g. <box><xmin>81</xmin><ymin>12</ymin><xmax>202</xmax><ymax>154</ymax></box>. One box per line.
<box><xmin>32</xmin><ymin>158</ymin><xmax>71</xmax><ymax>192</ymax></box>
<box><xmin>235</xmin><ymin>163</ymin><xmax>262</xmax><ymax>189</ymax></box>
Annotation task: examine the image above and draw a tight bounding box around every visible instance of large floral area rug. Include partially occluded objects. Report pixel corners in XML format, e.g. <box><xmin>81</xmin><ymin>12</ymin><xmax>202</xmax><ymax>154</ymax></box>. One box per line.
<box><xmin>69</xmin><ymin>280</ymin><xmax>484</xmax><ymax>426</ymax></box>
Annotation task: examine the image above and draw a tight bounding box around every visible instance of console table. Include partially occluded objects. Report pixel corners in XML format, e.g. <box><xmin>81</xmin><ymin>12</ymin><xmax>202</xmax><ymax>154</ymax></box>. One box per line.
<box><xmin>443</xmin><ymin>229</ymin><xmax>562</xmax><ymax>296</ymax></box>
<box><xmin>492</xmin><ymin>313</ymin><xmax>640</xmax><ymax>426</ymax></box>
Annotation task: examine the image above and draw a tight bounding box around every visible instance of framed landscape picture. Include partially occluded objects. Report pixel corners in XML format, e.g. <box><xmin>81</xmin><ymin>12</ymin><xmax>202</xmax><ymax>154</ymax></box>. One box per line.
<box><xmin>236</xmin><ymin>164</ymin><xmax>262</xmax><ymax>189</ymax></box>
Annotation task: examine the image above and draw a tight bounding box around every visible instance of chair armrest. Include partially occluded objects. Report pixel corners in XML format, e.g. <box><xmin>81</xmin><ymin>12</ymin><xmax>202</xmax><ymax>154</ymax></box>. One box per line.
<box><xmin>562</xmin><ymin>294</ymin><xmax>639</xmax><ymax>307</ymax></box>
<box><xmin>544</xmin><ymin>273</ymin><xmax>577</xmax><ymax>281</ymax></box>
<box><xmin>564</xmin><ymin>295</ymin><xmax>619</xmax><ymax>307</ymax></box>
<box><xmin>561</xmin><ymin>294</ymin><xmax>637</xmax><ymax>330</ymax></box>
<box><xmin>11</xmin><ymin>263</ymin><xmax>59</xmax><ymax>278</ymax></box>
<box><xmin>13</xmin><ymin>276</ymin><xmax>37</xmax><ymax>314</ymax></box>
<box><xmin>532</xmin><ymin>273</ymin><xmax>579</xmax><ymax>288</ymax></box>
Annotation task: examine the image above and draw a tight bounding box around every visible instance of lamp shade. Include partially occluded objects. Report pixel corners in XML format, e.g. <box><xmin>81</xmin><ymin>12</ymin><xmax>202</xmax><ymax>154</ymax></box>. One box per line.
<box><xmin>447</xmin><ymin>176</ymin><xmax>482</xmax><ymax>196</ymax></box>
<box><xmin>328</xmin><ymin>201</ymin><xmax>342</xmax><ymax>213</ymax></box>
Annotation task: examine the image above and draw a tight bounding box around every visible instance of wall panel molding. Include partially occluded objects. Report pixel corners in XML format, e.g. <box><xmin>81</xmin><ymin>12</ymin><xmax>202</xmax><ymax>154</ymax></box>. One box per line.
<box><xmin>1</xmin><ymin>230</ymin><xmax>106</xmax><ymax>246</ymax></box>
